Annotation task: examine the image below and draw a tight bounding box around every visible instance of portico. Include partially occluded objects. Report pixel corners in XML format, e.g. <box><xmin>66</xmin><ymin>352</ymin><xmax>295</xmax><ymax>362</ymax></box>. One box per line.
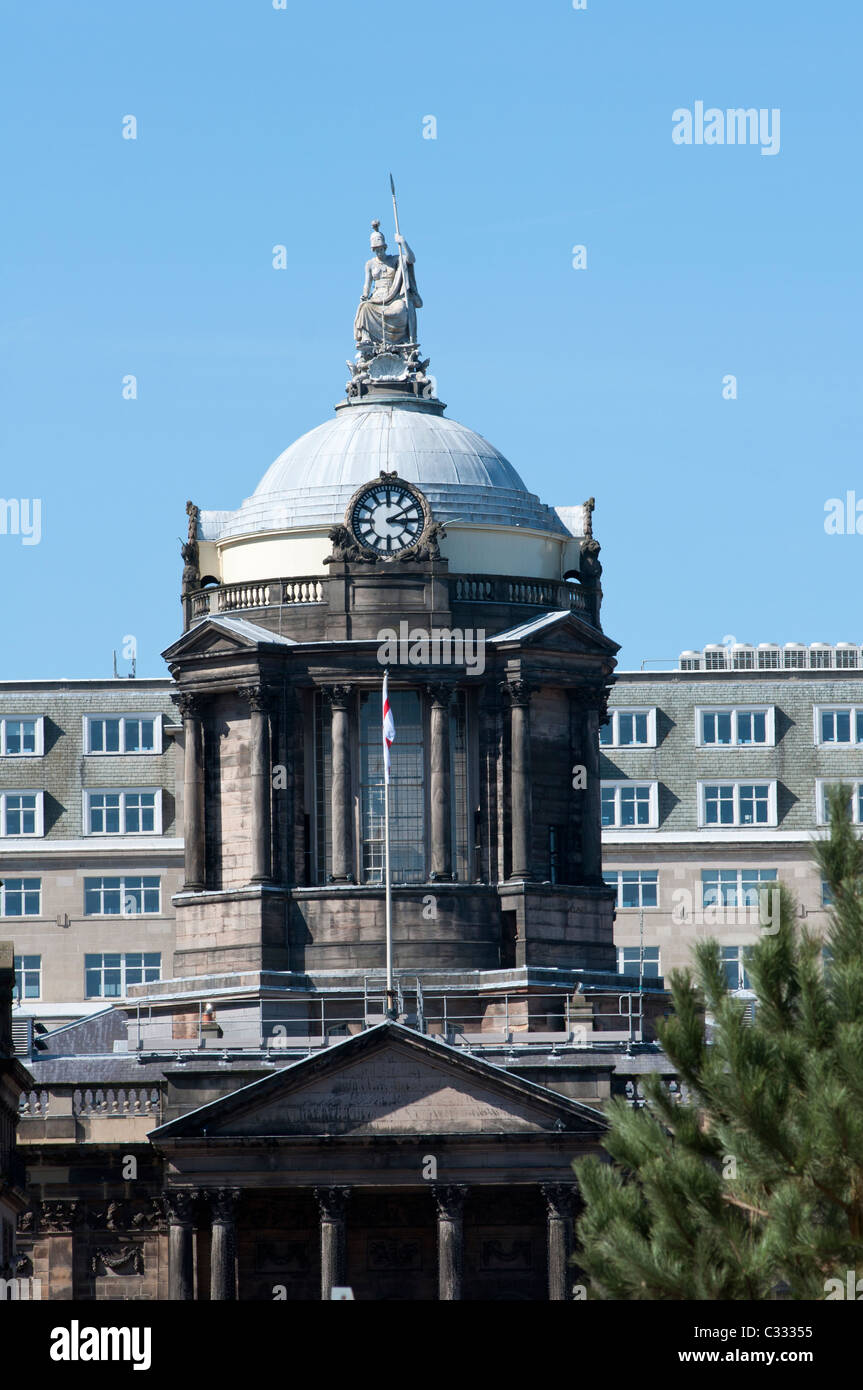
<box><xmin>152</xmin><ymin>1022</ymin><xmax>598</xmax><ymax>1301</ymax></box>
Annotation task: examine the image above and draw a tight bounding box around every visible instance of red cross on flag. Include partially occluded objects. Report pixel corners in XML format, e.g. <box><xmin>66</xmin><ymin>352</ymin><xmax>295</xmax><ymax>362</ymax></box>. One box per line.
<box><xmin>382</xmin><ymin>672</ymin><xmax>396</xmax><ymax>784</ymax></box>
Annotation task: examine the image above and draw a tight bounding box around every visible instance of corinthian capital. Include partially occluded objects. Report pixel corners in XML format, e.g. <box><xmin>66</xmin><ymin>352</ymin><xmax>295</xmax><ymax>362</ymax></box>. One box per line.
<box><xmin>500</xmin><ymin>679</ymin><xmax>534</xmax><ymax>708</ymax></box>
<box><xmin>322</xmin><ymin>684</ymin><xmax>353</xmax><ymax>711</ymax></box>
<box><xmin>207</xmin><ymin>1188</ymin><xmax>241</xmax><ymax>1225</ymax></box>
<box><xmin>425</xmin><ymin>682</ymin><xmax>453</xmax><ymax>709</ymax></box>
<box><xmin>314</xmin><ymin>1186</ymin><xmax>351</xmax><ymax>1221</ymax></box>
<box><xmin>432</xmin><ymin>1185</ymin><xmax>468</xmax><ymax>1221</ymax></box>
<box><xmin>242</xmin><ymin>684</ymin><xmax>270</xmax><ymax>713</ymax></box>
<box><xmin>541</xmin><ymin>1183</ymin><xmax>578</xmax><ymax>1220</ymax></box>
<box><xmin>172</xmin><ymin>690</ymin><xmax>203</xmax><ymax>720</ymax></box>
<box><xmin>162</xmin><ymin>1189</ymin><xmax>200</xmax><ymax>1227</ymax></box>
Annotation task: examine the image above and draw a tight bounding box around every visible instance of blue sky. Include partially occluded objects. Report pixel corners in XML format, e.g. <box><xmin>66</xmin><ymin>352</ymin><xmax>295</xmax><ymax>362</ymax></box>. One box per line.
<box><xmin>1</xmin><ymin>0</ymin><xmax>860</xmax><ymax>676</ymax></box>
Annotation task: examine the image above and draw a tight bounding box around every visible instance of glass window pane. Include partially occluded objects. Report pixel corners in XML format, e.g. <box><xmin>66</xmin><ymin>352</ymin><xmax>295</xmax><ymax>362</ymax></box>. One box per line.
<box><xmin>600</xmin><ymin>787</ymin><xmax>616</xmax><ymax>827</ymax></box>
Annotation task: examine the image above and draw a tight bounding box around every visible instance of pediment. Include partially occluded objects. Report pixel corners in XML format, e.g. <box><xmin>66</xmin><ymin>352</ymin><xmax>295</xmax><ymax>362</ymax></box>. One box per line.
<box><xmin>162</xmin><ymin>615</ymin><xmax>297</xmax><ymax>662</ymax></box>
<box><xmin>151</xmin><ymin>1023</ymin><xmax>605</xmax><ymax>1141</ymax></box>
<box><xmin>490</xmin><ymin>610</ymin><xmax>618</xmax><ymax>658</ymax></box>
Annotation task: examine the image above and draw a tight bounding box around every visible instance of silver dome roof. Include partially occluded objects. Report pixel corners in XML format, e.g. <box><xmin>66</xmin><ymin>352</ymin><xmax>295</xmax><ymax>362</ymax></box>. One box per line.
<box><xmin>200</xmin><ymin>400</ymin><xmax>569</xmax><ymax>541</ymax></box>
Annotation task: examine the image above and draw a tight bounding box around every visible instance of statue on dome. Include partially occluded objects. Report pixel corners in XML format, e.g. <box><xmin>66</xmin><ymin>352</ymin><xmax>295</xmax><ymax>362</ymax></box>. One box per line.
<box><xmin>354</xmin><ymin>219</ymin><xmax>422</xmax><ymax>351</ymax></box>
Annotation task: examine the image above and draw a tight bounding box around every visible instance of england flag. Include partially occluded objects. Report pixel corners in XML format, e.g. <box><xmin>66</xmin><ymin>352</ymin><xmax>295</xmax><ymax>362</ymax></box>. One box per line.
<box><xmin>382</xmin><ymin>672</ymin><xmax>396</xmax><ymax>784</ymax></box>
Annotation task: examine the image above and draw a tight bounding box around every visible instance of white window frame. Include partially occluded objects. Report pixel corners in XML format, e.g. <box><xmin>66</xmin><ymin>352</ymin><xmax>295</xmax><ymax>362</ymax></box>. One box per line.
<box><xmin>600</xmin><ymin>780</ymin><xmax>659</xmax><ymax>830</ymax></box>
<box><xmin>816</xmin><ymin>779</ymin><xmax>863</xmax><ymax>826</ymax></box>
<box><xmin>697</xmin><ymin>780</ymin><xmax>777</xmax><ymax>828</ymax></box>
<box><xmin>616</xmin><ymin>946</ymin><xmax>661</xmax><ymax>978</ymax></box>
<box><xmin>83</xmin><ymin>714</ymin><xmax>162</xmax><ymax>755</ymax></box>
<box><xmin>83</xmin><ymin>788</ymin><xmax>163</xmax><ymax>836</ymax></box>
<box><xmin>603</xmin><ymin>868</ymin><xmax>660</xmax><ymax>908</ymax></box>
<box><xmin>695</xmin><ymin>706</ymin><xmax>775</xmax><ymax>748</ymax></box>
<box><xmin>84</xmin><ymin>951</ymin><xmax>162</xmax><ymax>998</ymax></box>
<box><xmin>0</xmin><ymin>715</ymin><xmax>44</xmax><ymax>757</ymax></box>
<box><xmin>83</xmin><ymin>875</ymin><xmax>162</xmax><ymax>916</ymax></box>
<box><xmin>600</xmin><ymin>707</ymin><xmax>657</xmax><ymax>749</ymax></box>
<box><xmin>0</xmin><ymin>790</ymin><xmax>45</xmax><ymax>838</ymax></box>
<box><xmin>813</xmin><ymin>705</ymin><xmax>863</xmax><ymax>747</ymax></box>
<box><xmin>13</xmin><ymin>954</ymin><xmax>42</xmax><ymax>1001</ymax></box>
<box><xmin>0</xmin><ymin>876</ymin><xmax>42</xmax><ymax>917</ymax></box>
<box><xmin>700</xmin><ymin>867</ymin><xmax>777</xmax><ymax>908</ymax></box>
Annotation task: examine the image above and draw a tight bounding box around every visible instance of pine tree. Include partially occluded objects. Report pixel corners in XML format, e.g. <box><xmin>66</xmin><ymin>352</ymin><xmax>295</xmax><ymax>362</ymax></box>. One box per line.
<box><xmin>574</xmin><ymin>785</ymin><xmax>863</xmax><ymax>1300</ymax></box>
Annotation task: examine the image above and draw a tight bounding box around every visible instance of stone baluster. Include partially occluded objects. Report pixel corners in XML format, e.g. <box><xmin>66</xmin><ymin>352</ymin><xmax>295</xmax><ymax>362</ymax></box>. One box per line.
<box><xmin>433</xmin><ymin>1185</ymin><xmax>468</xmax><ymax>1300</ymax></box>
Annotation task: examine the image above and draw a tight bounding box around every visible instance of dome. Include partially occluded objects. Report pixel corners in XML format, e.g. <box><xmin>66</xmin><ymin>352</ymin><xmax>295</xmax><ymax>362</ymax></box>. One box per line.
<box><xmin>201</xmin><ymin>400</ymin><xmax>569</xmax><ymax>541</ymax></box>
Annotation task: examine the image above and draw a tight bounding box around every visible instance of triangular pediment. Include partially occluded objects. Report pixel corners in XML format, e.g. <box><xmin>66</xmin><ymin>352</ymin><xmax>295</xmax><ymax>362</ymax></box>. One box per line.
<box><xmin>490</xmin><ymin>610</ymin><xmax>618</xmax><ymax>657</ymax></box>
<box><xmin>162</xmin><ymin>615</ymin><xmax>297</xmax><ymax>662</ymax></box>
<box><xmin>151</xmin><ymin>1023</ymin><xmax>606</xmax><ymax>1140</ymax></box>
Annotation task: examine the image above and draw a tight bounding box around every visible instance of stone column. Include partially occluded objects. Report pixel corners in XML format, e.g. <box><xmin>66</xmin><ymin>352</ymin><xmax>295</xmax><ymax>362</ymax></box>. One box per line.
<box><xmin>573</xmin><ymin>687</ymin><xmax>605</xmax><ymax>884</ymax></box>
<box><xmin>325</xmin><ymin>686</ymin><xmax>354</xmax><ymax>884</ymax></box>
<box><xmin>503</xmin><ymin>680</ymin><xmax>534</xmax><ymax>880</ymax></box>
<box><xmin>207</xmin><ymin>1188</ymin><xmax>240</xmax><ymax>1301</ymax></box>
<box><xmin>433</xmin><ymin>1185</ymin><xmax>467</xmax><ymax>1301</ymax></box>
<box><xmin>244</xmin><ymin>685</ymin><xmax>272</xmax><ymax>884</ymax></box>
<box><xmin>315</xmin><ymin>1186</ymin><xmax>350</xmax><ymax>1299</ymax></box>
<box><xmin>427</xmin><ymin>683</ymin><xmax>454</xmax><ymax>881</ymax></box>
<box><xmin>174</xmin><ymin>692</ymin><xmax>206</xmax><ymax>890</ymax></box>
<box><xmin>542</xmin><ymin>1183</ymin><xmax>577</xmax><ymax>1301</ymax></box>
<box><xmin>164</xmin><ymin>1190</ymin><xmax>198</xmax><ymax>1301</ymax></box>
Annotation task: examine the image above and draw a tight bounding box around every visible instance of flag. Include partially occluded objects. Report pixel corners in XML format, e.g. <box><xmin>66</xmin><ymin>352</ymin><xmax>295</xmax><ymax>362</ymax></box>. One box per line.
<box><xmin>382</xmin><ymin>671</ymin><xmax>396</xmax><ymax>783</ymax></box>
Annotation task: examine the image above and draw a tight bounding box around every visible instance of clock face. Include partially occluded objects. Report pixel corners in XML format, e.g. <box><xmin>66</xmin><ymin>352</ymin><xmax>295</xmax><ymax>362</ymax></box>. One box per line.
<box><xmin>349</xmin><ymin>481</ymin><xmax>426</xmax><ymax>556</ymax></box>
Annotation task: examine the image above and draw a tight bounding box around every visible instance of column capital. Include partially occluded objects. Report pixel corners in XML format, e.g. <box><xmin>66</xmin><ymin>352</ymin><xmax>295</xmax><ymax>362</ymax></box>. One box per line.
<box><xmin>314</xmin><ymin>1186</ymin><xmax>351</xmax><ymax>1221</ymax></box>
<box><xmin>500</xmin><ymin>678</ymin><xmax>535</xmax><ymax>708</ymax></box>
<box><xmin>425</xmin><ymin>682</ymin><xmax>454</xmax><ymax>709</ymax></box>
<box><xmin>172</xmin><ymin>690</ymin><xmax>204</xmax><ymax>720</ymax></box>
<box><xmin>162</xmin><ymin>1189</ymin><xmax>200</xmax><ymax>1228</ymax></box>
<box><xmin>568</xmin><ymin>682</ymin><xmax>613</xmax><ymax>718</ymax></box>
<box><xmin>322</xmin><ymin>683</ymin><xmax>353</xmax><ymax>710</ymax></box>
<box><xmin>242</xmin><ymin>683</ymin><xmax>271</xmax><ymax>713</ymax></box>
<box><xmin>206</xmin><ymin>1188</ymin><xmax>241</xmax><ymax>1225</ymax></box>
<box><xmin>432</xmin><ymin>1184</ymin><xmax>468</xmax><ymax>1221</ymax></box>
<box><xmin>541</xmin><ymin>1182</ymin><xmax>578</xmax><ymax>1220</ymax></box>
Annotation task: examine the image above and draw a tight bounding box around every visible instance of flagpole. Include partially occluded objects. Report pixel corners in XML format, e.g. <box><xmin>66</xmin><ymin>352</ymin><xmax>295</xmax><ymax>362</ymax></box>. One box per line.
<box><xmin>383</xmin><ymin>671</ymin><xmax>395</xmax><ymax>1018</ymax></box>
